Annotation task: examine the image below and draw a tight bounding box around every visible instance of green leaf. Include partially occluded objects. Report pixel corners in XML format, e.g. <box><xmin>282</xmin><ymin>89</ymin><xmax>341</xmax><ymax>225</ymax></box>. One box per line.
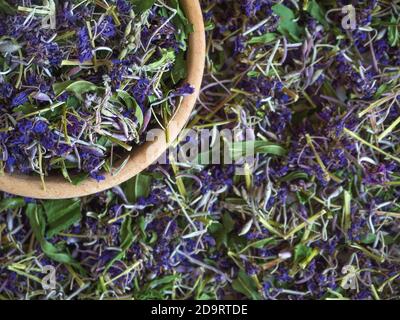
<box><xmin>208</xmin><ymin>222</ymin><xmax>224</xmax><ymax>246</ymax></box>
<box><xmin>120</xmin><ymin>216</ymin><xmax>135</xmax><ymax>251</ymax></box>
<box><xmin>241</xmin><ymin>237</ymin><xmax>276</xmax><ymax>251</ymax></box>
<box><xmin>116</xmin><ymin>90</ymin><xmax>144</xmax><ymax>127</ymax></box>
<box><xmin>374</xmin><ymin>83</ymin><xmax>392</xmax><ymax>99</ymax></box>
<box><xmin>26</xmin><ymin>204</ymin><xmax>46</xmax><ymax>237</ymax></box>
<box><xmin>25</xmin><ymin>204</ymin><xmax>82</xmax><ymax>268</ymax></box>
<box><xmin>209</xmin><ymin>213</ymin><xmax>235</xmax><ymax>247</ymax></box>
<box><xmin>247</xmin><ymin>70</ymin><xmax>261</xmax><ymax>78</ymax></box>
<box><xmin>148</xmin><ymin>231</ymin><xmax>158</xmax><ymax>244</ymax></box>
<box><xmin>0</xmin><ymin>197</ymin><xmax>26</xmax><ymax>212</ymax></box>
<box><xmin>272</xmin><ymin>4</ymin><xmax>302</xmax><ymax>41</ymax></box>
<box><xmin>43</xmin><ymin>199</ymin><xmax>81</xmax><ymax>238</ymax></box>
<box><xmin>146</xmin><ymin>275</ymin><xmax>179</xmax><ymax>290</ymax></box>
<box><xmin>230</xmin><ymin>140</ymin><xmax>287</xmax><ymax>159</ymax></box>
<box><xmin>53</xmin><ymin>80</ymin><xmax>75</xmax><ymax>96</ymax></box>
<box><xmin>12</xmin><ymin>103</ymin><xmax>36</xmax><ymax>115</ymax></box>
<box><xmin>280</xmin><ymin>171</ymin><xmax>309</xmax><ymax>182</ymax></box>
<box><xmin>305</xmin><ymin>0</ymin><xmax>329</xmax><ymax>28</ymax></box>
<box><xmin>53</xmin><ymin>80</ymin><xmax>98</xmax><ymax>100</ymax></box>
<box><xmin>171</xmin><ymin>51</ymin><xmax>188</xmax><ymax>84</ymax></box>
<box><xmin>388</xmin><ymin>16</ymin><xmax>399</xmax><ymax>47</ymax></box>
<box><xmin>232</xmin><ymin>271</ymin><xmax>261</xmax><ymax>300</ymax></box>
<box><xmin>169</xmin><ymin>0</ymin><xmax>194</xmax><ymax>44</ymax></box>
<box><xmin>115</xmin><ymin>90</ymin><xmax>134</xmax><ymax>109</ymax></box>
<box><xmin>70</xmin><ymin>172</ymin><xmax>90</xmax><ymax>186</ymax></box>
<box><xmin>255</xmin><ymin>144</ymin><xmax>287</xmax><ymax>156</ymax></box>
<box><xmin>224</xmin><ymin>197</ymin><xmax>246</xmax><ymax>205</ymax></box>
<box><xmin>248</xmin><ymin>33</ymin><xmax>277</xmax><ymax>45</ymax></box>
<box><xmin>130</xmin><ymin>0</ymin><xmax>156</xmax><ymax>14</ymax></box>
<box><xmin>294</xmin><ymin>243</ymin><xmax>312</xmax><ymax>263</ymax></box>
<box><xmin>104</xmin><ymin>216</ymin><xmax>135</xmax><ymax>271</ymax></box>
<box><xmin>361</xmin><ymin>233</ymin><xmax>377</xmax><ymax>245</ymax></box>
<box><xmin>66</xmin><ymin>96</ymin><xmax>80</xmax><ymax>108</ymax></box>
<box><xmin>296</xmin><ymin>191</ymin><xmax>313</xmax><ymax>205</ymax></box>
<box><xmin>65</xmin><ymin>81</ymin><xmax>98</xmax><ymax>98</ymax></box>
<box><xmin>105</xmin><ymin>135</ymin><xmax>133</xmax><ymax>151</ymax></box>
<box><xmin>146</xmin><ymin>49</ymin><xmax>176</xmax><ymax>71</ymax></box>
<box><xmin>222</xmin><ymin>212</ymin><xmax>235</xmax><ymax>233</ymax></box>
<box><xmin>134</xmin><ymin>173</ymin><xmax>152</xmax><ymax>199</ymax></box>
<box><xmin>122</xmin><ymin>173</ymin><xmax>153</xmax><ymax>203</ymax></box>
<box><xmin>0</xmin><ymin>0</ymin><xmax>16</xmax><ymax>14</ymax></box>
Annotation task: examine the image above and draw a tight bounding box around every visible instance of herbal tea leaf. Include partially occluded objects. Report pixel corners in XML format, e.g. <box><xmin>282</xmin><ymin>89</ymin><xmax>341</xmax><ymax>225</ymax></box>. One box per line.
<box><xmin>0</xmin><ymin>197</ymin><xmax>26</xmax><ymax>212</ymax></box>
<box><xmin>170</xmin><ymin>0</ymin><xmax>194</xmax><ymax>44</ymax></box>
<box><xmin>232</xmin><ymin>271</ymin><xmax>261</xmax><ymax>300</ymax></box>
<box><xmin>43</xmin><ymin>199</ymin><xmax>81</xmax><ymax>238</ymax></box>
<box><xmin>26</xmin><ymin>204</ymin><xmax>81</xmax><ymax>267</ymax></box>
<box><xmin>117</xmin><ymin>90</ymin><xmax>144</xmax><ymax>127</ymax></box>
<box><xmin>122</xmin><ymin>173</ymin><xmax>152</xmax><ymax>203</ymax></box>
<box><xmin>294</xmin><ymin>243</ymin><xmax>312</xmax><ymax>263</ymax></box>
<box><xmin>272</xmin><ymin>4</ymin><xmax>302</xmax><ymax>41</ymax></box>
<box><xmin>120</xmin><ymin>216</ymin><xmax>134</xmax><ymax>251</ymax></box>
<box><xmin>53</xmin><ymin>80</ymin><xmax>75</xmax><ymax>96</ymax></box>
<box><xmin>130</xmin><ymin>0</ymin><xmax>156</xmax><ymax>14</ymax></box>
<box><xmin>0</xmin><ymin>0</ymin><xmax>16</xmax><ymax>14</ymax></box>
<box><xmin>134</xmin><ymin>173</ymin><xmax>152</xmax><ymax>200</ymax></box>
<box><xmin>248</xmin><ymin>33</ymin><xmax>277</xmax><ymax>45</ymax></box>
<box><xmin>146</xmin><ymin>50</ymin><xmax>176</xmax><ymax>71</ymax></box>
<box><xmin>171</xmin><ymin>51</ymin><xmax>187</xmax><ymax>84</ymax></box>
<box><xmin>388</xmin><ymin>16</ymin><xmax>399</xmax><ymax>47</ymax></box>
<box><xmin>104</xmin><ymin>215</ymin><xmax>135</xmax><ymax>271</ymax></box>
<box><xmin>305</xmin><ymin>0</ymin><xmax>329</xmax><ymax>28</ymax></box>
<box><xmin>64</xmin><ymin>81</ymin><xmax>98</xmax><ymax>100</ymax></box>
<box><xmin>230</xmin><ymin>140</ymin><xmax>287</xmax><ymax>159</ymax></box>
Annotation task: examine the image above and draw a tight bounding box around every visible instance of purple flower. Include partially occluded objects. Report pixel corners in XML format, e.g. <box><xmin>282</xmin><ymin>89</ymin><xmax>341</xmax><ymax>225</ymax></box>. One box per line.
<box><xmin>11</xmin><ymin>92</ymin><xmax>29</xmax><ymax>107</ymax></box>
<box><xmin>0</xmin><ymin>20</ymin><xmax>7</xmax><ymax>36</ymax></box>
<box><xmin>98</xmin><ymin>16</ymin><xmax>116</xmax><ymax>38</ymax></box>
<box><xmin>17</xmin><ymin>119</ymin><xmax>34</xmax><ymax>133</ymax></box>
<box><xmin>45</xmin><ymin>42</ymin><xmax>63</xmax><ymax>66</ymax></box>
<box><xmin>33</xmin><ymin>121</ymin><xmax>48</xmax><ymax>134</ymax></box>
<box><xmin>242</xmin><ymin>0</ymin><xmax>272</xmax><ymax>18</ymax></box>
<box><xmin>0</xmin><ymin>83</ymin><xmax>14</xmax><ymax>99</ymax></box>
<box><xmin>234</xmin><ymin>35</ymin><xmax>246</xmax><ymax>54</ymax></box>
<box><xmin>132</xmin><ymin>78</ymin><xmax>152</xmax><ymax>104</ymax></box>
<box><xmin>173</xmin><ymin>83</ymin><xmax>195</xmax><ymax>97</ymax></box>
<box><xmin>77</xmin><ymin>27</ymin><xmax>93</xmax><ymax>63</ymax></box>
<box><xmin>5</xmin><ymin>156</ymin><xmax>16</xmax><ymax>171</ymax></box>
<box><xmin>117</xmin><ymin>0</ymin><xmax>132</xmax><ymax>14</ymax></box>
<box><xmin>40</xmin><ymin>131</ymin><xmax>57</xmax><ymax>150</ymax></box>
<box><xmin>109</xmin><ymin>62</ymin><xmax>128</xmax><ymax>89</ymax></box>
<box><xmin>56</xmin><ymin>143</ymin><xmax>72</xmax><ymax>156</ymax></box>
<box><xmin>90</xmin><ymin>172</ymin><xmax>105</xmax><ymax>182</ymax></box>
<box><xmin>244</xmin><ymin>261</ymin><xmax>258</xmax><ymax>276</ymax></box>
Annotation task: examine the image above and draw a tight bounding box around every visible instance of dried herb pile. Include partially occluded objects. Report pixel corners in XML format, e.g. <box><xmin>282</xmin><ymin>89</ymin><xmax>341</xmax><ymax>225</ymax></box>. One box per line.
<box><xmin>1</xmin><ymin>0</ymin><xmax>400</xmax><ymax>300</ymax></box>
<box><xmin>0</xmin><ymin>0</ymin><xmax>193</xmax><ymax>182</ymax></box>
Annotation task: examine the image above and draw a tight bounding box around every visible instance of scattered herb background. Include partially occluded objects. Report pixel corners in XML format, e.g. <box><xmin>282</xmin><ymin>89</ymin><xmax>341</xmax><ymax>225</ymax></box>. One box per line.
<box><xmin>1</xmin><ymin>0</ymin><xmax>400</xmax><ymax>300</ymax></box>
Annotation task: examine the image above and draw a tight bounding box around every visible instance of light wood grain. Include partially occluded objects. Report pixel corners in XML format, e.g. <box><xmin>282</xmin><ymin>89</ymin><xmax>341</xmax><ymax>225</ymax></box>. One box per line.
<box><xmin>0</xmin><ymin>0</ymin><xmax>205</xmax><ymax>199</ymax></box>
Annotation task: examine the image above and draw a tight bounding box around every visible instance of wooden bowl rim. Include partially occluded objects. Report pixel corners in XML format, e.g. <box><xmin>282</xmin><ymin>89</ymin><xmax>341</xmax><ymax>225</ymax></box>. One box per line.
<box><xmin>0</xmin><ymin>0</ymin><xmax>205</xmax><ymax>199</ymax></box>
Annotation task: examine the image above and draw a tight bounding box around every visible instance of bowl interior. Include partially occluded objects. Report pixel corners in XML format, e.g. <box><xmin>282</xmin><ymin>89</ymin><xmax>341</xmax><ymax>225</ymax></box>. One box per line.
<box><xmin>0</xmin><ymin>0</ymin><xmax>205</xmax><ymax>199</ymax></box>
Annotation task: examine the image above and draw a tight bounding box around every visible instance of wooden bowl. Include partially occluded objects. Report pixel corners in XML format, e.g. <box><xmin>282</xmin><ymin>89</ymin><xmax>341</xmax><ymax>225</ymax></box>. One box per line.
<box><xmin>0</xmin><ymin>0</ymin><xmax>205</xmax><ymax>199</ymax></box>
